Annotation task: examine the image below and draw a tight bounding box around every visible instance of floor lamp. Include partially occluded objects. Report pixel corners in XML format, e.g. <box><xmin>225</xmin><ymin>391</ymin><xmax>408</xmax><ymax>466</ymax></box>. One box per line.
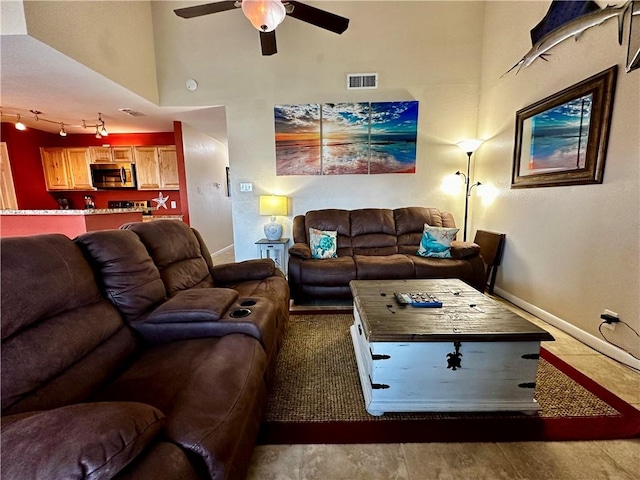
<box><xmin>455</xmin><ymin>139</ymin><xmax>484</xmax><ymax>242</ymax></box>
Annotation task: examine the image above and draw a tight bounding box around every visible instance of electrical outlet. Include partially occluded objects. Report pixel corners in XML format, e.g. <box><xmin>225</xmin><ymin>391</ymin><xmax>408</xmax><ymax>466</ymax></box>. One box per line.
<box><xmin>240</xmin><ymin>182</ymin><xmax>252</xmax><ymax>192</ymax></box>
<box><xmin>601</xmin><ymin>309</ymin><xmax>619</xmax><ymax>331</ymax></box>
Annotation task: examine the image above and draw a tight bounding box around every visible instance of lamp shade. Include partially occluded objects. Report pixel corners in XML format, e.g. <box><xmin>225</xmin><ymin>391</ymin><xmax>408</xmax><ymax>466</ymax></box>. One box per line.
<box><xmin>259</xmin><ymin>195</ymin><xmax>288</xmax><ymax>216</ymax></box>
<box><xmin>241</xmin><ymin>0</ymin><xmax>286</xmax><ymax>32</ymax></box>
<box><xmin>456</xmin><ymin>139</ymin><xmax>484</xmax><ymax>154</ymax></box>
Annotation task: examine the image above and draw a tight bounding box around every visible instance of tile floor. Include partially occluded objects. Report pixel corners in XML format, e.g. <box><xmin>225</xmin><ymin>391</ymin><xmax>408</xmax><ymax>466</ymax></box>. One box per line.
<box><xmin>211</xmin><ymin>249</ymin><xmax>640</xmax><ymax>480</ymax></box>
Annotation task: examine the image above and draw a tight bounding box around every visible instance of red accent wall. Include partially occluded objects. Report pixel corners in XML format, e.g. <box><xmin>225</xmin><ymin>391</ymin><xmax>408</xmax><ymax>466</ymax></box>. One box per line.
<box><xmin>1</xmin><ymin>122</ymin><xmax>183</xmax><ymax>213</ymax></box>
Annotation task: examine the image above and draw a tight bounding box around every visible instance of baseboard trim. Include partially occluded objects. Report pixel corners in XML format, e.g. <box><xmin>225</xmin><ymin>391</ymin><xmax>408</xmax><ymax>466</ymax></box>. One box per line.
<box><xmin>494</xmin><ymin>287</ymin><xmax>640</xmax><ymax>371</ymax></box>
<box><xmin>210</xmin><ymin>244</ymin><xmax>233</xmax><ymax>260</ymax></box>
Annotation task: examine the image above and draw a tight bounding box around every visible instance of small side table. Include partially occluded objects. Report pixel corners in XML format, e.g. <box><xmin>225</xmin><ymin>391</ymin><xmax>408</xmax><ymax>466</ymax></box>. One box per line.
<box><xmin>256</xmin><ymin>238</ymin><xmax>290</xmax><ymax>276</ymax></box>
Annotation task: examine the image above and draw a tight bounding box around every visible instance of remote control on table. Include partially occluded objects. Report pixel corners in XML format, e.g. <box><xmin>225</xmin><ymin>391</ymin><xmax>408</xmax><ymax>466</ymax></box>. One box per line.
<box><xmin>409</xmin><ymin>292</ymin><xmax>442</xmax><ymax>308</ymax></box>
<box><xmin>393</xmin><ymin>292</ymin><xmax>412</xmax><ymax>305</ymax></box>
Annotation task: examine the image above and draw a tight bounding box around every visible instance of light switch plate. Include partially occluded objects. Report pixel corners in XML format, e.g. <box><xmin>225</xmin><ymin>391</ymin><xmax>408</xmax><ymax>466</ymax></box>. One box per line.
<box><xmin>240</xmin><ymin>182</ymin><xmax>253</xmax><ymax>192</ymax></box>
<box><xmin>170</xmin><ymin>201</ymin><xmax>177</xmax><ymax>209</ymax></box>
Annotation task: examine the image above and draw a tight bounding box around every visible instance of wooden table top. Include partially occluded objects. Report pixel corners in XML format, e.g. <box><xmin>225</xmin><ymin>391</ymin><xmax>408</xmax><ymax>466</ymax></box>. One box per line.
<box><xmin>350</xmin><ymin>279</ymin><xmax>555</xmax><ymax>343</ymax></box>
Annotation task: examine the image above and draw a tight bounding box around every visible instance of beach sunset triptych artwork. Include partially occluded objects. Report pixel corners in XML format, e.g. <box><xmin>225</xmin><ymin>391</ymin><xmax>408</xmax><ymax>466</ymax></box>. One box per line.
<box><xmin>274</xmin><ymin>101</ymin><xmax>419</xmax><ymax>176</ymax></box>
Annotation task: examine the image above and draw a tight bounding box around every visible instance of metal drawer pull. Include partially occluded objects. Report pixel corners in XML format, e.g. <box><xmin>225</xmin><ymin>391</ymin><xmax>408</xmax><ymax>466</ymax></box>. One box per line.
<box><xmin>518</xmin><ymin>382</ymin><xmax>536</xmax><ymax>389</ymax></box>
<box><xmin>521</xmin><ymin>353</ymin><xmax>540</xmax><ymax>360</ymax></box>
<box><xmin>369</xmin><ymin>376</ymin><xmax>389</xmax><ymax>389</ymax></box>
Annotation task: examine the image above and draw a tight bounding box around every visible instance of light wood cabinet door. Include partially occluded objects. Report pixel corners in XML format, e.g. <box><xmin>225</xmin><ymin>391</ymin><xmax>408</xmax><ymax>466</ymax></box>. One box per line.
<box><xmin>89</xmin><ymin>146</ymin><xmax>113</xmax><ymax>163</ymax></box>
<box><xmin>112</xmin><ymin>146</ymin><xmax>134</xmax><ymax>163</ymax></box>
<box><xmin>41</xmin><ymin>147</ymin><xmax>71</xmax><ymax>190</ymax></box>
<box><xmin>1</xmin><ymin>142</ymin><xmax>18</xmax><ymax>209</ymax></box>
<box><xmin>158</xmin><ymin>147</ymin><xmax>179</xmax><ymax>190</ymax></box>
<box><xmin>66</xmin><ymin>148</ymin><xmax>95</xmax><ymax>190</ymax></box>
<box><xmin>134</xmin><ymin>147</ymin><xmax>161</xmax><ymax>190</ymax></box>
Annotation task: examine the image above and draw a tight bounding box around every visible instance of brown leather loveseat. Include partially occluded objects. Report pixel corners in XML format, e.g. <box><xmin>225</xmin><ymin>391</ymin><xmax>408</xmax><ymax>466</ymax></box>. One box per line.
<box><xmin>288</xmin><ymin>207</ymin><xmax>485</xmax><ymax>303</ymax></box>
<box><xmin>1</xmin><ymin>220</ymin><xmax>289</xmax><ymax>480</ymax></box>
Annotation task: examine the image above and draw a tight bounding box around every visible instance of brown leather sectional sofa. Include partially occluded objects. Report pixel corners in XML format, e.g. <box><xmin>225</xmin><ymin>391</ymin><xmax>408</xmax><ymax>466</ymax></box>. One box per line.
<box><xmin>1</xmin><ymin>220</ymin><xmax>289</xmax><ymax>480</ymax></box>
<box><xmin>288</xmin><ymin>207</ymin><xmax>485</xmax><ymax>303</ymax></box>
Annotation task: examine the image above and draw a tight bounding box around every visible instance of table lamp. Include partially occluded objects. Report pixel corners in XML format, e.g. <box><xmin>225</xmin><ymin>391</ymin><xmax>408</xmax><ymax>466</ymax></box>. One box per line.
<box><xmin>259</xmin><ymin>195</ymin><xmax>288</xmax><ymax>240</ymax></box>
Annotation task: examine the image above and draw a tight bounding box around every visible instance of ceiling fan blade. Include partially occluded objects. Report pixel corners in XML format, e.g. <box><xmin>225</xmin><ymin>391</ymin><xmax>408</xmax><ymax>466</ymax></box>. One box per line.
<box><xmin>260</xmin><ymin>30</ymin><xmax>278</xmax><ymax>56</ymax></box>
<box><xmin>174</xmin><ymin>1</ymin><xmax>238</xmax><ymax>19</ymax></box>
<box><xmin>285</xmin><ymin>1</ymin><xmax>349</xmax><ymax>34</ymax></box>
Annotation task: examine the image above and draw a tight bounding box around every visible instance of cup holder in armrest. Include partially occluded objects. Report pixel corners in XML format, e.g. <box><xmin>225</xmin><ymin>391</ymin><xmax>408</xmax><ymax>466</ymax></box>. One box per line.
<box><xmin>240</xmin><ymin>300</ymin><xmax>257</xmax><ymax>307</ymax></box>
<box><xmin>229</xmin><ymin>308</ymin><xmax>251</xmax><ymax>318</ymax></box>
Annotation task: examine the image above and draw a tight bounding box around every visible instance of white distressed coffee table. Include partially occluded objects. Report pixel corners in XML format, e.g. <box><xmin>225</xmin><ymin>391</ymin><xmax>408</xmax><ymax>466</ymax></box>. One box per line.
<box><xmin>349</xmin><ymin>279</ymin><xmax>555</xmax><ymax>416</ymax></box>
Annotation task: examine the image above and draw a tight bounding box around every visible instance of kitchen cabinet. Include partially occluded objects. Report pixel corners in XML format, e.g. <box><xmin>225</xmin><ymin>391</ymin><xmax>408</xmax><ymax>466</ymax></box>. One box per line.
<box><xmin>158</xmin><ymin>147</ymin><xmax>179</xmax><ymax>190</ymax></box>
<box><xmin>41</xmin><ymin>147</ymin><xmax>95</xmax><ymax>191</ymax></box>
<box><xmin>1</xmin><ymin>142</ymin><xmax>18</xmax><ymax>209</ymax></box>
<box><xmin>89</xmin><ymin>146</ymin><xmax>135</xmax><ymax>163</ymax></box>
<box><xmin>134</xmin><ymin>146</ymin><xmax>179</xmax><ymax>190</ymax></box>
<box><xmin>89</xmin><ymin>146</ymin><xmax>112</xmax><ymax>163</ymax></box>
<box><xmin>112</xmin><ymin>146</ymin><xmax>134</xmax><ymax>163</ymax></box>
<box><xmin>66</xmin><ymin>148</ymin><xmax>94</xmax><ymax>190</ymax></box>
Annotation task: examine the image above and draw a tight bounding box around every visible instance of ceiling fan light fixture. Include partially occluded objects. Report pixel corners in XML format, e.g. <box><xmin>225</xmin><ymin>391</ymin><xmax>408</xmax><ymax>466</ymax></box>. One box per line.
<box><xmin>241</xmin><ymin>0</ymin><xmax>286</xmax><ymax>32</ymax></box>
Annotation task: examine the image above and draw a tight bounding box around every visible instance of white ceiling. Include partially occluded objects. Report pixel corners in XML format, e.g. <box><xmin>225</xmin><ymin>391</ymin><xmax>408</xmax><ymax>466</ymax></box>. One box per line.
<box><xmin>0</xmin><ymin>33</ymin><xmax>228</xmax><ymax>140</ymax></box>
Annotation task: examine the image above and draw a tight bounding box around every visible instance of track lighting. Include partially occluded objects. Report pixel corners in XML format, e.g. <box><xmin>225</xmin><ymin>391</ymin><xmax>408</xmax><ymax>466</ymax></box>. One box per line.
<box><xmin>98</xmin><ymin>113</ymin><xmax>108</xmax><ymax>136</ymax></box>
<box><xmin>2</xmin><ymin>108</ymin><xmax>109</xmax><ymax>136</ymax></box>
<box><xmin>15</xmin><ymin>114</ymin><xmax>26</xmax><ymax>131</ymax></box>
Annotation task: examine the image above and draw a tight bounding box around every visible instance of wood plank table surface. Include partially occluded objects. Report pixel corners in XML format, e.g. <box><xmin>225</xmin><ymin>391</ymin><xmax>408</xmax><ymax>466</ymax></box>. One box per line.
<box><xmin>350</xmin><ymin>279</ymin><xmax>554</xmax><ymax>343</ymax></box>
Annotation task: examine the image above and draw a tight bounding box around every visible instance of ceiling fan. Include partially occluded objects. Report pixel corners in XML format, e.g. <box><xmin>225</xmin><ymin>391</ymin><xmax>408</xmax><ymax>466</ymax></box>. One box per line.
<box><xmin>174</xmin><ymin>0</ymin><xmax>349</xmax><ymax>56</ymax></box>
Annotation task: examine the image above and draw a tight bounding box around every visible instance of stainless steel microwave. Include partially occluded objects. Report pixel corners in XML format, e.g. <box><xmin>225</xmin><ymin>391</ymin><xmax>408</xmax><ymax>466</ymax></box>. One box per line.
<box><xmin>90</xmin><ymin>163</ymin><xmax>137</xmax><ymax>189</ymax></box>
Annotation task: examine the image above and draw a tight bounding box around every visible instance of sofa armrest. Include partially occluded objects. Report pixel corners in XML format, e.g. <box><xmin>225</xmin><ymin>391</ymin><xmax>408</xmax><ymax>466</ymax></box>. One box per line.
<box><xmin>210</xmin><ymin>259</ymin><xmax>277</xmax><ymax>285</ymax></box>
<box><xmin>289</xmin><ymin>242</ymin><xmax>312</xmax><ymax>259</ymax></box>
<box><xmin>450</xmin><ymin>241</ymin><xmax>481</xmax><ymax>259</ymax></box>
<box><xmin>1</xmin><ymin>402</ymin><xmax>164</xmax><ymax>480</ymax></box>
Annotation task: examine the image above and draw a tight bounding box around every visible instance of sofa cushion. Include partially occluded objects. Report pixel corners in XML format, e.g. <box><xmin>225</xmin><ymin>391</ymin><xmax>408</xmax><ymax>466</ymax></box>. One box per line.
<box><xmin>147</xmin><ymin>288</ymin><xmax>238</xmax><ymax>324</ymax></box>
<box><xmin>309</xmin><ymin>228</ymin><xmax>338</xmax><ymax>259</ymax></box>
<box><xmin>1</xmin><ymin>234</ymin><xmax>139</xmax><ymax>415</ymax></box>
<box><xmin>94</xmin><ymin>334</ymin><xmax>267</xmax><ymax>480</ymax></box>
<box><xmin>122</xmin><ymin>220</ymin><xmax>214</xmax><ymax>295</ymax></box>
<box><xmin>417</xmin><ymin>225</ymin><xmax>459</xmax><ymax>258</ymax></box>
<box><xmin>354</xmin><ymin>254</ymin><xmax>415</xmax><ymax>280</ymax></box>
<box><xmin>1</xmin><ymin>402</ymin><xmax>163</xmax><ymax>480</ymax></box>
<box><xmin>412</xmin><ymin>255</ymin><xmax>475</xmax><ymax>281</ymax></box>
<box><xmin>76</xmin><ymin>230</ymin><xmax>167</xmax><ymax>321</ymax></box>
<box><xmin>301</xmin><ymin>256</ymin><xmax>357</xmax><ymax>286</ymax></box>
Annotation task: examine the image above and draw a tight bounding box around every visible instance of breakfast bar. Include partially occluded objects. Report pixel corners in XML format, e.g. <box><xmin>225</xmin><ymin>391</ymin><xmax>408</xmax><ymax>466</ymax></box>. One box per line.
<box><xmin>0</xmin><ymin>209</ymin><xmax>145</xmax><ymax>238</ymax></box>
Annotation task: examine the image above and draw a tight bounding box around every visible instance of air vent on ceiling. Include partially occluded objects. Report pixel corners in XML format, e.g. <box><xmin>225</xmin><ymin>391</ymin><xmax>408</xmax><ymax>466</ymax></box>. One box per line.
<box><xmin>118</xmin><ymin>108</ymin><xmax>145</xmax><ymax>117</ymax></box>
<box><xmin>347</xmin><ymin>73</ymin><xmax>378</xmax><ymax>90</ymax></box>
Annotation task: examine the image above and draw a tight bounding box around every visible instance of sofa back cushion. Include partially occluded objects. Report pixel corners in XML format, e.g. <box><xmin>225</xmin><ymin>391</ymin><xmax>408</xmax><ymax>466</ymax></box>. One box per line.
<box><xmin>76</xmin><ymin>229</ymin><xmax>167</xmax><ymax>321</ymax></box>
<box><xmin>395</xmin><ymin>207</ymin><xmax>457</xmax><ymax>255</ymax></box>
<box><xmin>122</xmin><ymin>220</ymin><xmax>215</xmax><ymax>296</ymax></box>
<box><xmin>304</xmin><ymin>209</ymin><xmax>353</xmax><ymax>256</ymax></box>
<box><xmin>350</xmin><ymin>209</ymin><xmax>398</xmax><ymax>255</ymax></box>
<box><xmin>1</xmin><ymin>234</ymin><xmax>139</xmax><ymax>415</ymax></box>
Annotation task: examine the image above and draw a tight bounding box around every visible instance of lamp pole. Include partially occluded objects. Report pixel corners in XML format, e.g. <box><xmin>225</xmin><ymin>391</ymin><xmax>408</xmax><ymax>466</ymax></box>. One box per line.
<box><xmin>462</xmin><ymin>151</ymin><xmax>472</xmax><ymax>242</ymax></box>
<box><xmin>455</xmin><ymin>139</ymin><xmax>484</xmax><ymax>242</ymax></box>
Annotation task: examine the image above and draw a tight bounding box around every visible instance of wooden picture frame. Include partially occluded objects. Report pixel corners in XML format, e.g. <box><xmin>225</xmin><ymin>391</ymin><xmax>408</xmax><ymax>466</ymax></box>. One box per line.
<box><xmin>511</xmin><ymin>66</ymin><xmax>617</xmax><ymax>189</ymax></box>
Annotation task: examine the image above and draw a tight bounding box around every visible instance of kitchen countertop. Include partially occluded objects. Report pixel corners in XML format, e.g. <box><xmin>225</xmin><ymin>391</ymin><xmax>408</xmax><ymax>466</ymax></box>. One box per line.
<box><xmin>1</xmin><ymin>208</ymin><xmax>148</xmax><ymax>215</ymax></box>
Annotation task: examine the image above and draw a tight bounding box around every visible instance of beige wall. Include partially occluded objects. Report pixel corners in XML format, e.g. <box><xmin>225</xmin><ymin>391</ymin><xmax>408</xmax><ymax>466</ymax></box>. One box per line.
<box><xmin>476</xmin><ymin>2</ymin><xmax>639</xmax><ymax>360</ymax></box>
<box><xmin>23</xmin><ymin>0</ymin><xmax>159</xmax><ymax>103</ymax></box>
<box><xmin>151</xmin><ymin>1</ymin><xmax>486</xmax><ymax>261</ymax></box>
<box><xmin>181</xmin><ymin>121</ymin><xmax>234</xmax><ymax>255</ymax></box>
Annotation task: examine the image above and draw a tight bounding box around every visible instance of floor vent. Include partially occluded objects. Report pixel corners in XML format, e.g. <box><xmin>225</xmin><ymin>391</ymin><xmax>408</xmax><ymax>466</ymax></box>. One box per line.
<box><xmin>118</xmin><ymin>108</ymin><xmax>145</xmax><ymax>117</ymax></box>
<box><xmin>347</xmin><ymin>73</ymin><xmax>378</xmax><ymax>90</ymax></box>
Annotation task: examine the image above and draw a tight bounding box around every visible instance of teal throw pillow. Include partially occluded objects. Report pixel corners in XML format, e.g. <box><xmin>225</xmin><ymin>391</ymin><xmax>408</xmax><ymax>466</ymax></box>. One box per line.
<box><xmin>417</xmin><ymin>224</ymin><xmax>459</xmax><ymax>258</ymax></box>
<box><xmin>309</xmin><ymin>228</ymin><xmax>338</xmax><ymax>259</ymax></box>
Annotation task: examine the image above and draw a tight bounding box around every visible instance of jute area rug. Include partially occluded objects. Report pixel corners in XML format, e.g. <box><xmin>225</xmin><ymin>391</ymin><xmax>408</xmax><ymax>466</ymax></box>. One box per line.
<box><xmin>258</xmin><ymin>314</ymin><xmax>640</xmax><ymax>444</ymax></box>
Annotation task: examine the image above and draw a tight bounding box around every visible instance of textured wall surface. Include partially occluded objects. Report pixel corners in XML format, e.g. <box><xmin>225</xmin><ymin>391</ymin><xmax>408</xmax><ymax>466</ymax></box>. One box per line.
<box><xmin>476</xmin><ymin>1</ymin><xmax>639</xmax><ymax>358</ymax></box>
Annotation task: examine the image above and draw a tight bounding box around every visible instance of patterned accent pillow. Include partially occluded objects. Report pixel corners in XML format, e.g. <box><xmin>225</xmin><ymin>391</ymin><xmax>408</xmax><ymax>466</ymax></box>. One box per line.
<box><xmin>309</xmin><ymin>228</ymin><xmax>338</xmax><ymax>259</ymax></box>
<box><xmin>417</xmin><ymin>224</ymin><xmax>459</xmax><ymax>258</ymax></box>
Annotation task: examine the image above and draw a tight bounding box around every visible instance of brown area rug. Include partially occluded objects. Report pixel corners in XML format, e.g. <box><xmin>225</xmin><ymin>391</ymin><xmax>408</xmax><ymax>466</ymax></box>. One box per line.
<box><xmin>258</xmin><ymin>314</ymin><xmax>640</xmax><ymax>444</ymax></box>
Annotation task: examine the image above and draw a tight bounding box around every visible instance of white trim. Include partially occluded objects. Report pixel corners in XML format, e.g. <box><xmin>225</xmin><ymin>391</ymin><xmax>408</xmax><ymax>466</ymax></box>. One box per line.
<box><xmin>494</xmin><ymin>287</ymin><xmax>640</xmax><ymax>371</ymax></box>
<box><xmin>210</xmin><ymin>244</ymin><xmax>233</xmax><ymax>259</ymax></box>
